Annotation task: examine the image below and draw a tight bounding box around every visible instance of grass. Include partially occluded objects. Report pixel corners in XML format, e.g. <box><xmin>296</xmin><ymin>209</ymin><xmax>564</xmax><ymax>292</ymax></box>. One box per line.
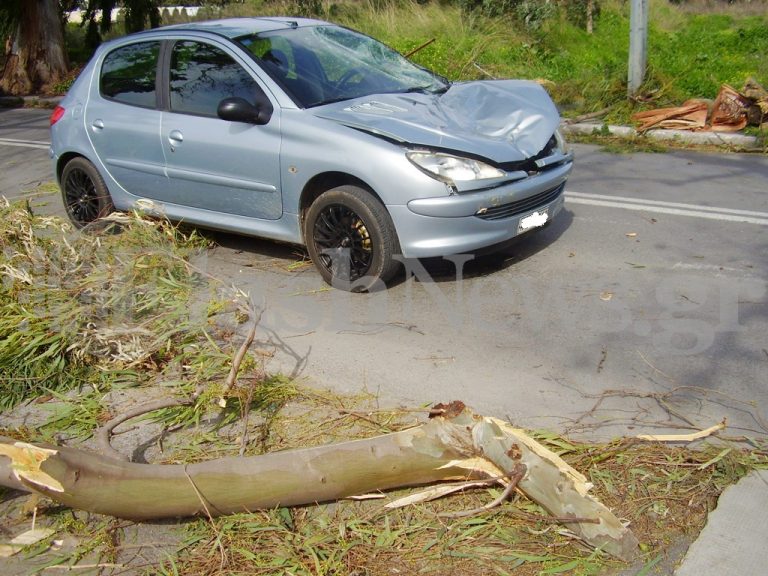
<box><xmin>0</xmin><ymin>198</ymin><xmax>206</xmax><ymax>409</ymax></box>
<box><xmin>0</xmin><ymin>196</ymin><xmax>296</xmax><ymax>422</ymax></box>
<box><xmin>1</xmin><ymin>199</ymin><xmax>767</xmax><ymax>574</ymax></box>
<box><xmin>58</xmin><ymin>0</ymin><xmax>768</xmax><ymax>131</ymax></box>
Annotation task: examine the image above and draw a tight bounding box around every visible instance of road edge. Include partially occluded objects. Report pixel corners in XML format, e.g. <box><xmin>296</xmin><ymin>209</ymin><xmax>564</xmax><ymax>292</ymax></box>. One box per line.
<box><xmin>563</xmin><ymin>121</ymin><xmax>763</xmax><ymax>150</ymax></box>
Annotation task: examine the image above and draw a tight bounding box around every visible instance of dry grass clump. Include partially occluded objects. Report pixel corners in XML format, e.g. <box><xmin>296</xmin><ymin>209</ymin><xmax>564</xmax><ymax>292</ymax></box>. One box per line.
<box><xmin>0</xmin><ymin>198</ymin><xmax>217</xmax><ymax>409</ymax></box>
<box><xmin>0</xmin><ymin>198</ymin><xmax>298</xmax><ymax>426</ymax></box>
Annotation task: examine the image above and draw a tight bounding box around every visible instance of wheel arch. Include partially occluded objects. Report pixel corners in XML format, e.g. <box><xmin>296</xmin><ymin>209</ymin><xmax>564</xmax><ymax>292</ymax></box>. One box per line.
<box><xmin>55</xmin><ymin>152</ymin><xmax>88</xmax><ymax>184</ymax></box>
<box><xmin>298</xmin><ymin>172</ymin><xmax>386</xmax><ymax>240</ymax></box>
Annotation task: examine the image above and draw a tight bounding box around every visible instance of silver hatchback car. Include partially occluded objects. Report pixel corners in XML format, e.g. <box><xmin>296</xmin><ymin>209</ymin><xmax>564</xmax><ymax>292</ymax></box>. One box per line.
<box><xmin>50</xmin><ymin>17</ymin><xmax>573</xmax><ymax>291</ymax></box>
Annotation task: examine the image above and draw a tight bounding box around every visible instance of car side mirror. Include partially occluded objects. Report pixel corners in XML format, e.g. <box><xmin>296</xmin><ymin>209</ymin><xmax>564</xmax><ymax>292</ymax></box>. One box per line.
<box><xmin>217</xmin><ymin>97</ymin><xmax>273</xmax><ymax>125</ymax></box>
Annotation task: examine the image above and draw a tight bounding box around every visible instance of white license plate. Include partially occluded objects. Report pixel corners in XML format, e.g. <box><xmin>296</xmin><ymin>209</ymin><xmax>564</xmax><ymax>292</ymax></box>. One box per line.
<box><xmin>518</xmin><ymin>209</ymin><xmax>549</xmax><ymax>233</ymax></box>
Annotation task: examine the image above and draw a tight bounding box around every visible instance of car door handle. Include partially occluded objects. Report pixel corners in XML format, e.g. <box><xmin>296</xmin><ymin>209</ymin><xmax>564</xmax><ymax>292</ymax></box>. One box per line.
<box><xmin>92</xmin><ymin>119</ymin><xmax>104</xmax><ymax>130</ymax></box>
<box><xmin>168</xmin><ymin>130</ymin><xmax>184</xmax><ymax>145</ymax></box>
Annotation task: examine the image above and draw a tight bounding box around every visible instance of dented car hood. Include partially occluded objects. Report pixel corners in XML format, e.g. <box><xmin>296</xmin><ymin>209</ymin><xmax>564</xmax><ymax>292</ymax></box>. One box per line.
<box><xmin>311</xmin><ymin>80</ymin><xmax>560</xmax><ymax>163</ymax></box>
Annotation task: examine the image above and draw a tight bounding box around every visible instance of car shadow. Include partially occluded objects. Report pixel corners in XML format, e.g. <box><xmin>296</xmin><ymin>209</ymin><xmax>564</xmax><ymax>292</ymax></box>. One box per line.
<box><xmin>184</xmin><ymin>207</ymin><xmax>574</xmax><ymax>289</ymax></box>
<box><xmin>202</xmin><ymin>228</ymin><xmax>305</xmax><ymax>262</ymax></box>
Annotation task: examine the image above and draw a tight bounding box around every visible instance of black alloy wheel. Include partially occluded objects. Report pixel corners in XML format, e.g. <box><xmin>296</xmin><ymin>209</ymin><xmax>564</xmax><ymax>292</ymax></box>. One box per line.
<box><xmin>305</xmin><ymin>185</ymin><xmax>401</xmax><ymax>292</ymax></box>
<box><xmin>314</xmin><ymin>203</ymin><xmax>373</xmax><ymax>281</ymax></box>
<box><xmin>61</xmin><ymin>157</ymin><xmax>114</xmax><ymax>228</ymax></box>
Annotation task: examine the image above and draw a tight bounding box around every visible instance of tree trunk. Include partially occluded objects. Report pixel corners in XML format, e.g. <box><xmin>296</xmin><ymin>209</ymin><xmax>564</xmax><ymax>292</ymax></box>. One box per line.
<box><xmin>586</xmin><ymin>0</ymin><xmax>594</xmax><ymax>34</ymax></box>
<box><xmin>0</xmin><ymin>405</ymin><xmax>639</xmax><ymax>561</ymax></box>
<box><xmin>0</xmin><ymin>0</ymin><xmax>68</xmax><ymax>95</ymax></box>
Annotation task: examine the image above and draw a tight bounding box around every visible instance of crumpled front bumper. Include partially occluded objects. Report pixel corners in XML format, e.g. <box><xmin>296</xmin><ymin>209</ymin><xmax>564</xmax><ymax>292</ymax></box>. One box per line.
<box><xmin>389</xmin><ymin>157</ymin><xmax>573</xmax><ymax>258</ymax></box>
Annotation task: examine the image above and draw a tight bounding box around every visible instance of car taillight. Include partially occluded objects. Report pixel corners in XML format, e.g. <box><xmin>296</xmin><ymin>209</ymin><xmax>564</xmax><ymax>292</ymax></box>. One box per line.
<box><xmin>50</xmin><ymin>105</ymin><xmax>65</xmax><ymax>126</ymax></box>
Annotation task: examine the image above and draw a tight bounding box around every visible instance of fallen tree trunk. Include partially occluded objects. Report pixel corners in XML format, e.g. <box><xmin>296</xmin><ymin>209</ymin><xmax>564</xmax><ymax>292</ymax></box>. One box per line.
<box><xmin>0</xmin><ymin>403</ymin><xmax>639</xmax><ymax>560</ymax></box>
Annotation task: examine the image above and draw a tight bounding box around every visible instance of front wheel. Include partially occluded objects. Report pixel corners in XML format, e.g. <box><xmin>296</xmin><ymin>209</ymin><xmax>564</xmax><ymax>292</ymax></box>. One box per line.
<box><xmin>304</xmin><ymin>185</ymin><xmax>401</xmax><ymax>292</ymax></box>
<box><xmin>61</xmin><ymin>157</ymin><xmax>114</xmax><ymax>229</ymax></box>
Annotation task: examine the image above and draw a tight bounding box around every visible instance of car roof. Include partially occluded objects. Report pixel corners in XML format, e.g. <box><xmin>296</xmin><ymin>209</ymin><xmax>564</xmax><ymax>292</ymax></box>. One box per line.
<box><xmin>137</xmin><ymin>17</ymin><xmax>331</xmax><ymax>39</ymax></box>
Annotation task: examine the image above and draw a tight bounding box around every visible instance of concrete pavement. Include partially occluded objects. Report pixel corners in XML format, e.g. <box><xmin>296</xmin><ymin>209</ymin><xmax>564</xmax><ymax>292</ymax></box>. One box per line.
<box><xmin>675</xmin><ymin>469</ymin><xmax>768</xmax><ymax>576</ymax></box>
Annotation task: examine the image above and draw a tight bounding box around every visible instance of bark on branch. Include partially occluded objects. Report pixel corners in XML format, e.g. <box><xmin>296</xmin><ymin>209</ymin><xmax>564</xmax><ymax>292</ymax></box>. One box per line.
<box><xmin>0</xmin><ymin>403</ymin><xmax>639</xmax><ymax>560</ymax></box>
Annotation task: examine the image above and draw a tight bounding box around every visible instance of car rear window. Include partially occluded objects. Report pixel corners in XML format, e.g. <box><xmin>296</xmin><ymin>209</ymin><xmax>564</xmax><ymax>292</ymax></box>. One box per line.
<box><xmin>100</xmin><ymin>41</ymin><xmax>160</xmax><ymax>108</ymax></box>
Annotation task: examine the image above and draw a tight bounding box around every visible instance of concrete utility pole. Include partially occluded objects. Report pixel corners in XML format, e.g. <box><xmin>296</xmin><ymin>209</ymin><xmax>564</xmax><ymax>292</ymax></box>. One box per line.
<box><xmin>628</xmin><ymin>0</ymin><xmax>648</xmax><ymax>96</ymax></box>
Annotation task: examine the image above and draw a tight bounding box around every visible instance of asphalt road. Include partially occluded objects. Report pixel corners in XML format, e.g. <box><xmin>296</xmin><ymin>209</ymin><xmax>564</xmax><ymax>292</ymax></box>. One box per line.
<box><xmin>2</xmin><ymin>106</ymin><xmax>767</xmax><ymax>440</ymax></box>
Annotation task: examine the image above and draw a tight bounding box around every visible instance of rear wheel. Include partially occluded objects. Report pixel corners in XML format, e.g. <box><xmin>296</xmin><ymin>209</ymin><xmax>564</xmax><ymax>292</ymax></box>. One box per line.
<box><xmin>61</xmin><ymin>157</ymin><xmax>114</xmax><ymax>228</ymax></box>
<box><xmin>305</xmin><ymin>185</ymin><xmax>401</xmax><ymax>292</ymax></box>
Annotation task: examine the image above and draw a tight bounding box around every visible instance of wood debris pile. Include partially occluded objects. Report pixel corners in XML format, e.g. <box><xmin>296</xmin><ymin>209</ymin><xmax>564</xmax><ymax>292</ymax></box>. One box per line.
<box><xmin>632</xmin><ymin>78</ymin><xmax>768</xmax><ymax>133</ymax></box>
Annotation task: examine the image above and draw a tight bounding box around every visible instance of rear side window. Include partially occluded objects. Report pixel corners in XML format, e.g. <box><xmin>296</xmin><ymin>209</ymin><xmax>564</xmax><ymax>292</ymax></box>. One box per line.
<box><xmin>100</xmin><ymin>41</ymin><xmax>160</xmax><ymax>108</ymax></box>
<box><xmin>170</xmin><ymin>41</ymin><xmax>260</xmax><ymax>117</ymax></box>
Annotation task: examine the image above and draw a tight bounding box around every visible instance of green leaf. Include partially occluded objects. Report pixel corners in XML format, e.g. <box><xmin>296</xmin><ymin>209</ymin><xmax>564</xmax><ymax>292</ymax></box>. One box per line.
<box><xmin>635</xmin><ymin>553</ymin><xmax>663</xmax><ymax>576</ymax></box>
<box><xmin>540</xmin><ymin>559</ymin><xmax>582</xmax><ymax>573</ymax></box>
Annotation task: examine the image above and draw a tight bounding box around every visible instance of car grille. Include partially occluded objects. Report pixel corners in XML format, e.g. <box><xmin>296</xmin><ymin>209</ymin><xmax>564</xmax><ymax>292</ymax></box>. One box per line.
<box><xmin>498</xmin><ymin>135</ymin><xmax>558</xmax><ymax>174</ymax></box>
<box><xmin>475</xmin><ymin>182</ymin><xmax>564</xmax><ymax>221</ymax></box>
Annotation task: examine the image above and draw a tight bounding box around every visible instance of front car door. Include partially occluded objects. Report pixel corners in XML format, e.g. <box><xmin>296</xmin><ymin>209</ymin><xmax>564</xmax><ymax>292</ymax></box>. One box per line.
<box><xmin>158</xmin><ymin>39</ymin><xmax>283</xmax><ymax>220</ymax></box>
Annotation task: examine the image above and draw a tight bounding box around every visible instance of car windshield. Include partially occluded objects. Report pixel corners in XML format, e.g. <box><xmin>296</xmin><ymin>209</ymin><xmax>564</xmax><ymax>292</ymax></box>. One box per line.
<box><xmin>238</xmin><ymin>24</ymin><xmax>448</xmax><ymax>108</ymax></box>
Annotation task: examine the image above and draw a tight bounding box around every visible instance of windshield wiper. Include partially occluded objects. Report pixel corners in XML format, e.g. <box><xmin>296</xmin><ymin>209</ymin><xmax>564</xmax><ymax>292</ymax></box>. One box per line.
<box><xmin>396</xmin><ymin>82</ymin><xmax>450</xmax><ymax>95</ymax></box>
<box><xmin>312</xmin><ymin>82</ymin><xmax>451</xmax><ymax>107</ymax></box>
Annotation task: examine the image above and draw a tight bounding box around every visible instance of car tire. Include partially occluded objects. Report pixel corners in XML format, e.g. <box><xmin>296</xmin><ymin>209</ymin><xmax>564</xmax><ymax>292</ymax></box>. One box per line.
<box><xmin>61</xmin><ymin>157</ymin><xmax>114</xmax><ymax>229</ymax></box>
<box><xmin>305</xmin><ymin>185</ymin><xmax>401</xmax><ymax>292</ymax></box>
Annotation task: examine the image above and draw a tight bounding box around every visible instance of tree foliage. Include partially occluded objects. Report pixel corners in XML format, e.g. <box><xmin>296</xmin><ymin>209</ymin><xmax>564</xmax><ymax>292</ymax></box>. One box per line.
<box><xmin>82</xmin><ymin>0</ymin><xmax>161</xmax><ymax>51</ymax></box>
<box><xmin>0</xmin><ymin>0</ymin><xmax>22</xmax><ymax>42</ymax></box>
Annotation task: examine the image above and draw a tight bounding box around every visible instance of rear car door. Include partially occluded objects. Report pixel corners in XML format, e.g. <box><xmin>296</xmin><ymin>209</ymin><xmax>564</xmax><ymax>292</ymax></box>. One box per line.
<box><xmin>85</xmin><ymin>40</ymin><xmax>167</xmax><ymax>199</ymax></box>
<box><xmin>159</xmin><ymin>39</ymin><xmax>283</xmax><ymax>220</ymax></box>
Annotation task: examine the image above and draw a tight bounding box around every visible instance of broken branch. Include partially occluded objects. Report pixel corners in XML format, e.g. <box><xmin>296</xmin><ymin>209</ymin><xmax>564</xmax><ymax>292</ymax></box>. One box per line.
<box><xmin>637</xmin><ymin>420</ymin><xmax>726</xmax><ymax>443</ymax></box>
<box><xmin>404</xmin><ymin>38</ymin><xmax>435</xmax><ymax>58</ymax></box>
<box><xmin>0</xmin><ymin>404</ymin><xmax>639</xmax><ymax>560</ymax></box>
<box><xmin>97</xmin><ymin>398</ymin><xmax>193</xmax><ymax>461</ymax></box>
<box><xmin>439</xmin><ymin>462</ymin><xmax>526</xmax><ymax>519</ymax></box>
<box><xmin>219</xmin><ymin>303</ymin><xmax>262</xmax><ymax>405</ymax></box>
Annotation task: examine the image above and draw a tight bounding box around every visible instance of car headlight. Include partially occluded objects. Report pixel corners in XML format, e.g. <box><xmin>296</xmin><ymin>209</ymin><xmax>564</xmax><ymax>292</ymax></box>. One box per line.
<box><xmin>554</xmin><ymin>128</ymin><xmax>567</xmax><ymax>153</ymax></box>
<box><xmin>407</xmin><ymin>151</ymin><xmax>504</xmax><ymax>185</ymax></box>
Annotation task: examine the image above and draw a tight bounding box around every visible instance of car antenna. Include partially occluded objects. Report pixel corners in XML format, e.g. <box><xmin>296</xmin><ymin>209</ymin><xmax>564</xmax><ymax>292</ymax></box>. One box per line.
<box><xmin>286</xmin><ymin>20</ymin><xmax>298</xmax><ymax>29</ymax></box>
<box><xmin>404</xmin><ymin>38</ymin><xmax>435</xmax><ymax>59</ymax></box>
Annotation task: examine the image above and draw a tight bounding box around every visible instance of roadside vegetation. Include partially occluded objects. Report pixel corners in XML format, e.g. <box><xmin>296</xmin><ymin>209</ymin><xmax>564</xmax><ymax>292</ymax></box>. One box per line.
<box><xmin>55</xmin><ymin>0</ymin><xmax>768</xmax><ymax>128</ymax></box>
<box><xmin>0</xmin><ymin>197</ymin><xmax>292</xmax><ymax>425</ymax></box>
<box><xmin>1</xmin><ymin>194</ymin><xmax>767</xmax><ymax>574</ymax></box>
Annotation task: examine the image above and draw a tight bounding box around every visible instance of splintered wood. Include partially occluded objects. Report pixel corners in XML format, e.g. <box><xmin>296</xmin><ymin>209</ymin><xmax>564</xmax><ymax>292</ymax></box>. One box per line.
<box><xmin>633</xmin><ymin>80</ymin><xmax>767</xmax><ymax>133</ymax></box>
